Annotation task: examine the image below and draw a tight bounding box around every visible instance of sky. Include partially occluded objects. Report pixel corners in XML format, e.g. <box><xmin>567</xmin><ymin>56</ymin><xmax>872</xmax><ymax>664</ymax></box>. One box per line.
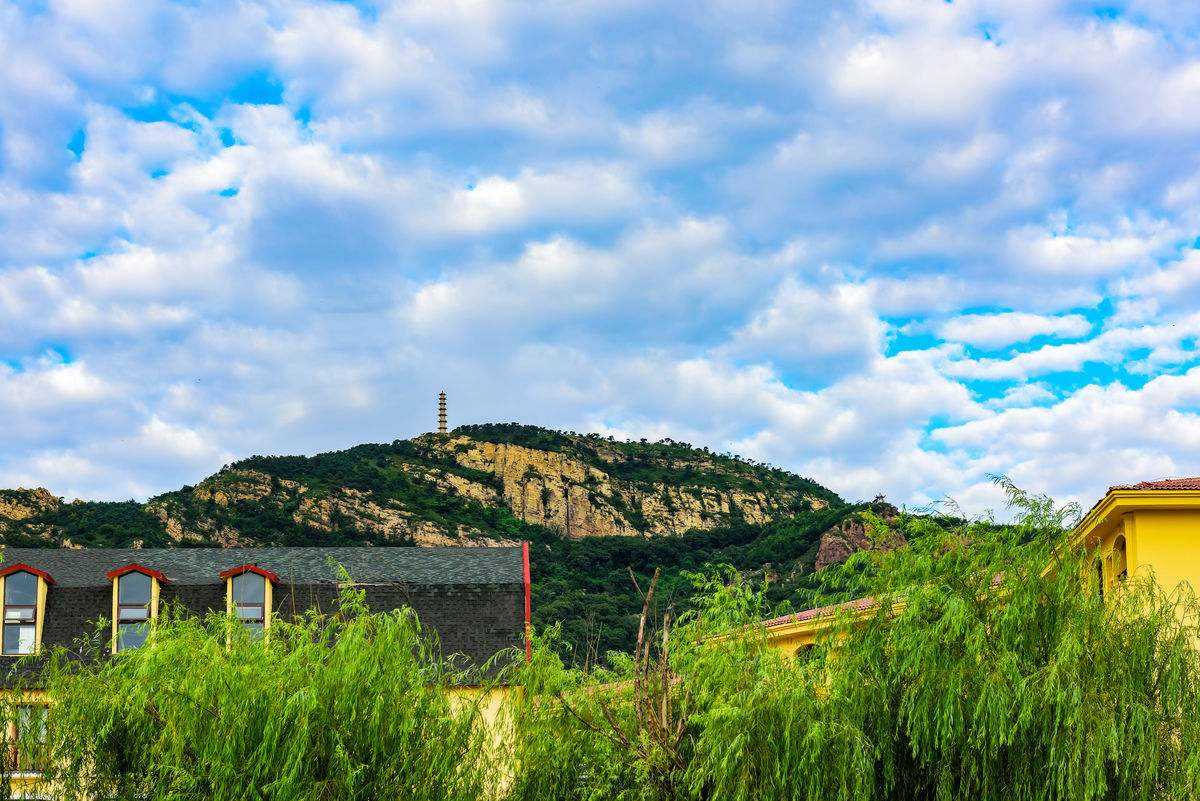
<box><xmin>3</xmin><ymin>0</ymin><xmax>1200</xmax><ymax>514</ymax></box>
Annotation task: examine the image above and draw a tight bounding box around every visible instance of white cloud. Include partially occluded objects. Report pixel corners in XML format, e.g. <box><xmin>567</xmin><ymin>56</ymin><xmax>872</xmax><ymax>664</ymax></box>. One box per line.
<box><xmin>830</xmin><ymin>32</ymin><xmax>1013</xmax><ymax>126</ymax></box>
<box><xmin>945</xmin><ymin>315</ymin><xmax>1200</xmax><ymax>381</ymax></box>
<box><xmin>404</xmin><ymin>218</ymin><xmax>791</xmax><ymax>349</ymax></box>
<box><xmin>436</xmin><ymin>163</ymin><xmax>645</xmax><ymax>234</ymax></box>
<box><xmin>720</xmin><ymin>278</ymin><xmax>886</xmax><ymax>380</ymax></box>
<box><xmin>931</xmin><ymin>368</ymin><xmax>1200</xmax><ymax>508</ymax></box>
<box><xmin>1005</xmin><ymin>217</ymin><xmax>1177</xmax><ymax>277</ymax></box>
<box><xmin>938</xmin><ymin>311</ymin><xmax>1091</xmax><ymax>349</ymax></box>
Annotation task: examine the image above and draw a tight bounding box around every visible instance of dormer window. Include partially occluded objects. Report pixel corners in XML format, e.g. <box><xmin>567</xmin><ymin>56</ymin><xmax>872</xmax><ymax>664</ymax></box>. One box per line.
<box><xmin>233</xmin><ymin>573</ymin><xmax>265</xmax><ymax>634</ymax></box>
<box><xmin>220</xmin><ymin>565</ymin><xmax>277</xmax><ymax>637</ymax></box>
<box><xmin>0</xmin><ymin>565</ymin><xmax>53</xmax><ymax>656</ymax></box>
<box><xmin>3</xmin><ymin>573</ymin><xmax>37</xmax><ymax>656</ymax></box>
<box><xmin>106</xmin><ymin>564</ymin><xmax>166</xmax><ymax>654</ymax></box>
<box><xmin>116</xmin><ymin>572</ymin><xmax>152</xmax><ymax>651</ymax></box>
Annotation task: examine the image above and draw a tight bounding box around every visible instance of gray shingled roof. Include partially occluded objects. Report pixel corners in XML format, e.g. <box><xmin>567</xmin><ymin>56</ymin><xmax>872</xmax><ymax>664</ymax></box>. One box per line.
<box><xmin>0</xmin><ymin>546</ymin><xmax>524</xmax><ymax>588</ymax></box>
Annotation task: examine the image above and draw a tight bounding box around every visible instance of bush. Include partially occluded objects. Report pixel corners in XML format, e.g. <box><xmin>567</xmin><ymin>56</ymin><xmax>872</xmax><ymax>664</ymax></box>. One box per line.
<box><xmin>8</xmin><ymin>588</ymin><xmax>498</xmax><ymax>801</ymax></box>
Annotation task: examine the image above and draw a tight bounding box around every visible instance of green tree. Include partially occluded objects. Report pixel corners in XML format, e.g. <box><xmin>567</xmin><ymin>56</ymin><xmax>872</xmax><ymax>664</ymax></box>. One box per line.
<box><xmin>504</xmin><ymin>480</ymin><xmax>1200</xmax><ymax>801</ymax></box>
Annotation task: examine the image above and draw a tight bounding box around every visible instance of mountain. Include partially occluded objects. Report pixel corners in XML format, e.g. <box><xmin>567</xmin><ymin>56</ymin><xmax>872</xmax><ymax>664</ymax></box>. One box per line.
<box><xmin>0</xmin><ymin>423</ymin><xmax>867</xmax><ymax>661</ymax></box>
<box><xmin>0</xmin><ymin>424</ymin><xmax>842</xmax><ymax>547</ymax></box>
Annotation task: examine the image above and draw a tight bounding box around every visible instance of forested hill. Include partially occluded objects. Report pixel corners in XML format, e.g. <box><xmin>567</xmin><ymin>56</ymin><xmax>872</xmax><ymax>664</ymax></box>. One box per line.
<box><xmin>0</xmin><ymin>423</ymin><xmax>871</xmax><ymax>660</ymax></box>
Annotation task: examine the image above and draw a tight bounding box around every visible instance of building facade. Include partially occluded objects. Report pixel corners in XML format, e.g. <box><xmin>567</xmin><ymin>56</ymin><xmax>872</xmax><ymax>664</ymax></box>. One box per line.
<box><xmin>0</xmin><ymin>546</ymin><xmax>528</xmax><ymax>666</ymax></box>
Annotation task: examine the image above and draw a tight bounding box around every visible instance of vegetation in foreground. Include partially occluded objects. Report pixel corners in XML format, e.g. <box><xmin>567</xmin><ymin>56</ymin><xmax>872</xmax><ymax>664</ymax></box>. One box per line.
<box><xmin>7</xmin><ymin>481</ymin><xmax>1200</xmax><ymax>800</ymax></box>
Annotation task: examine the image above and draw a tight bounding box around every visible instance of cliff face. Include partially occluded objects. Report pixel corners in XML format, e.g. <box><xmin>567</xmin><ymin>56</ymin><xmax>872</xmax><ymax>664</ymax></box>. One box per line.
<box><xmin>422</xmin><ymin>435</ymin><xmax>822</xmax><ymax>538</ymax></box>
<box><xmin>0</xmin><ymin>424</ymin><xmax>843</xmax><ymax>549</ymax></box>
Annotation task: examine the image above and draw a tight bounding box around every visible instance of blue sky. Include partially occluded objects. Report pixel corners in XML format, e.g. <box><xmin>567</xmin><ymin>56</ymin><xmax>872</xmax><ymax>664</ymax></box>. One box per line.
<box><xmin>3</xmin><ymin>0</ymin><xmax>1200</xmax><ymax>513</ymax></box>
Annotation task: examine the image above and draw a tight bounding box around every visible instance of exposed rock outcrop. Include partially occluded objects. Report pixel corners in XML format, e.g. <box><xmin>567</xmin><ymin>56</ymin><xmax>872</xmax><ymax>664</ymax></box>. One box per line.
<box><xmin>0</xmin><ymin>488</ymin><xmax>60</xmax><ymax>521</ymax></box>
<box><xmin>419</xmin><ymin>435</ymin><xmax>826</xmax><ymax>538</ymax></box>
<box><xmin>814</xmin><ymin>499</ymin><xmax>903</xmax><ymax>570</ymax></box>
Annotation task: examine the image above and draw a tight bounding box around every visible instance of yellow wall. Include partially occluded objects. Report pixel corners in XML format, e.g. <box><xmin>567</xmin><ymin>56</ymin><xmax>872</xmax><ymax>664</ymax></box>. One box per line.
<box><xmin>762</xmin><ymin>616</ymin><xmax>833</xmax><ymax>657</ymax></box>
<box><xmin>1123</xmin><ymin>509</ymin><xmax>1200</xmax><ymax>596</ymax></box>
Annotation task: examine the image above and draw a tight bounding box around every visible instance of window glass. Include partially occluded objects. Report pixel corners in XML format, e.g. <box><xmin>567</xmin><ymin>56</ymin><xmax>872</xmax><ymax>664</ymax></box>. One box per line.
<box><xmin>2</xmin><ymin>572</ymin><xmax>38</xmax><ymax>656</ymax></box>
<box><xmin>232</xmin><ymin>572</ymin><xmax>265</xmax><ymax>604</ymax></box>
<box><xmin>2</xmin><ymin>625</ymin><xmax>33</xmax><ymax>656</ymax></box>
<box><xmin>117</xmin><ymin>622</ymin><xmax>149</xmax><ymax>651</ymax></box>
<box><xmin>9</xmin><ymin>704</ymin><xmax>47</xmax><ymax>773</ymax></box>
<box><xmin>3</xmin><ymin>606</ymin><xmax>33</xmax><ymax>623</ymax></box>
<box><xmin>3</xmin><ymin>572</ymin><xmax>36</xmax><ymax>607</ymax></box>
<box><xmin>231</xmin><ymin>572</ymin><xmax>266</xmax><ymax>636</ymax></box>
<box><xmin>118</xmin><ymin>572</ymin><xmax>152</xmax><ymax>605</ymax></box>
<box><xmin>116</xmin><ymin>572</ymin><xmax>153</xmax><ymax>652</ymax></box>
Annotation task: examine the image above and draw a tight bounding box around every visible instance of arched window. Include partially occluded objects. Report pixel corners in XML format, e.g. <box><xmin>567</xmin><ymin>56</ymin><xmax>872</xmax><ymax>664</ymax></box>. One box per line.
<box><xmin>2</xmin><ymin>572</ymin><xmax>38</xmax><ymax>656</ymax></box>
<box><xmin>1113</xmin><ymin>535</ymin><xmax>1128</xmax><ymax>582</ymax></box>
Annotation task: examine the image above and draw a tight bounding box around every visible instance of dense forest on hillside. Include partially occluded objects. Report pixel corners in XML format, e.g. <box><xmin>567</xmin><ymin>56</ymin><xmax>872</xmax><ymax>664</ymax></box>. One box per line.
<box><xmin>528</xmin><ymin>503</ymin><xmax>861</xmax><ymax>662</ymax></box>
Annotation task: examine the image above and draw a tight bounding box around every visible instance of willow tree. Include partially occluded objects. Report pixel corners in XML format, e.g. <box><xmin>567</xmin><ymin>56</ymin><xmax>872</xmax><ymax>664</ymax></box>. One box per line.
<box><xmin>3</xmin><ymin>587</ymin><xmax>499</xmax><ymax>801</ymax></box>
<box><xmin>504</xmin><ymin>480</ymin><xmax>1200</xmax><ymax>801</ymax></box>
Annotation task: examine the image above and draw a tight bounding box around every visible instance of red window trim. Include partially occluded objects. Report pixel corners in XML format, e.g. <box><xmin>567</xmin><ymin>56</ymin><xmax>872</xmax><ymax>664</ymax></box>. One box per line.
<box><xmin>522</xmin><ymin>541</ymin><xmax>531</xmax><ymax>664</ymax></box>
<box><xmin>0</xmin><ymin>564</ymin><xmax>55</xmax><ymax>586</ymax></box>
<box><xmin>219</xmin><ymin>564</ymin><xmax>279</xmax><ymax>584</ymax></box>
<box><xmin>105</xmin><ymin>564</ymin><xmax>170</xmax><ymax>584</ymax></box>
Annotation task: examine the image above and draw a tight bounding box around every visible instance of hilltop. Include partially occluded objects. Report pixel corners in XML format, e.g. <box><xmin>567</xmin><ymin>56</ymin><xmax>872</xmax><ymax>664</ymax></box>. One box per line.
<box><xmin>0</xmin><ymin>424</ymin><xmax>841</xmax><ymax>547</ymax></box>
<box><xmin>0</xmin><ymin>423</ymin><xmax>878</xmax><ymax>660</ymax></box>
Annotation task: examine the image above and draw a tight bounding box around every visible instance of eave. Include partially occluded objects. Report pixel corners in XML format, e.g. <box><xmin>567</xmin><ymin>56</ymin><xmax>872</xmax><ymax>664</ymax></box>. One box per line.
<box><xmin>1073</xmin><ymin>489</ymin><xmax>1200</xmax><ymax>548</ymax></box>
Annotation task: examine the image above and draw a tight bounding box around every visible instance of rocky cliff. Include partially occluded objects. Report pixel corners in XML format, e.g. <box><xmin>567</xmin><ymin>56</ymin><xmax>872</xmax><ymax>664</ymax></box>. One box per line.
<box><xmin>0</xmin><ymin>424</ymin><xmax>843</xmax><ymax>549</ymax></box>
<box><xmin>813</xmin><ymin>498</ymin><xmax>903</xmax><ymax>569</ymax></box>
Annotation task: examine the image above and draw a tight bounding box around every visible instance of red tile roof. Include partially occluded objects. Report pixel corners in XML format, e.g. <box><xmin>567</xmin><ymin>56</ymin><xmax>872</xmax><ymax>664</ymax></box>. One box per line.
<box><xmin>1110</xmin><ymin>477</ymin><xmax>1200</xmax><ymax>491</ymax></box>
<box><xmin>762</xmin><ymin>597</ymin><xmax>875</xmax><ymax>628</ymax></box>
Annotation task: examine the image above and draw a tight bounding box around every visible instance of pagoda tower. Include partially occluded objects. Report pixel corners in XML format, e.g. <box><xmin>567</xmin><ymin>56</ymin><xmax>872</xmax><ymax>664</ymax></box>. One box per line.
<box><xmin>438</xmin><ymin>391</ymin><xmax>448</xmax><ymax>434</ymax></box>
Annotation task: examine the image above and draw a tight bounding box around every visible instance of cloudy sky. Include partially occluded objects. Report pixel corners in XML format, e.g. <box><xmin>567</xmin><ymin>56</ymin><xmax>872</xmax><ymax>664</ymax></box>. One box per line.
<box><xmin>3</xmin><ymin>0</ymin><xmax>1200</xmax><ymax>512</ymax></box>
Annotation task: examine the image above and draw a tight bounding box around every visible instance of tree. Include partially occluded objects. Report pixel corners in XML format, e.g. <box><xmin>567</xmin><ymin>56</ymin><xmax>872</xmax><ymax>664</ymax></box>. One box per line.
<box><xmin>503</xmin><ymin>479</ymin><xmax>1200</xmax><ymax>800</ymax></box>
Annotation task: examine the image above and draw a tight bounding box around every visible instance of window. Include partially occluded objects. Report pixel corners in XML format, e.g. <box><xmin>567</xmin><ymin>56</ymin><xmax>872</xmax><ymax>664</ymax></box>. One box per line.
<box><xmin>6</xmin><ymin>704</ymin><xmax>47</xmax><ymax>773</ymax></box>
<box><xmin>116</xmin><ymin>572</ymin><xmax>152</xmax><ymax>652</ymax></box>
<box><xmin>1095</xmin><ymin>558</ymin><xmax>1105</xmax><ymax>601</ymax></box>
<box><xmin>106</xmin><ymin>564</ymin><xmax>166</xmax><ymax>653</ymax></box>
<box><xmin>231</xmin><ymin>572</ymin><xmax>266</xmax><ymax>636</ymax></box>
<box><xmin>3</xmin><ymin>572</ymin><xmax>38</xmax><ymax>656</ymax></box>
<box><xmin>220</xmin><ymin>565</ymin><xmax>276</xmax><ymax>638</ymax></box>
<box><xmin>1113</xmin><ymin>535</ymin><xmax>1128</xmax><ymax>582</ymax></box>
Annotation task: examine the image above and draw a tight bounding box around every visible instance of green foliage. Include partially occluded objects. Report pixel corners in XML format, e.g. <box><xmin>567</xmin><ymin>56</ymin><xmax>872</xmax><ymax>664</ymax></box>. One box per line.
<box><xmin>507</xmin><ymin>480</ymin><xmax>1200</xmax><ymax>801</ymax></box>
<box><xmin>9</xmin><ymin>591</ymin><xmax>497</xmax><ymax>801</ymax></box>
<box><xmin>4</xmin><ymin>500</ymin><xmax>167</xmax><ymax>548</ymax></box>
<box><xmin>530</xmin><ymin>504</ymin><xmax>857</xmax><ymax>664</ymax></box>
<box><xmin>454</xmin><ymin>423</ymin><xmax>578</xmax><ymax>452</ymax></box>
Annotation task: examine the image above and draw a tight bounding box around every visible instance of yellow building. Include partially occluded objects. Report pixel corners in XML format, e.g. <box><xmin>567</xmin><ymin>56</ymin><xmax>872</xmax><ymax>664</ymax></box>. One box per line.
<box><xmin>764</xmin><ymin>478</ymin><xmax>1200</xmax><ymax>654</ymax></box>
